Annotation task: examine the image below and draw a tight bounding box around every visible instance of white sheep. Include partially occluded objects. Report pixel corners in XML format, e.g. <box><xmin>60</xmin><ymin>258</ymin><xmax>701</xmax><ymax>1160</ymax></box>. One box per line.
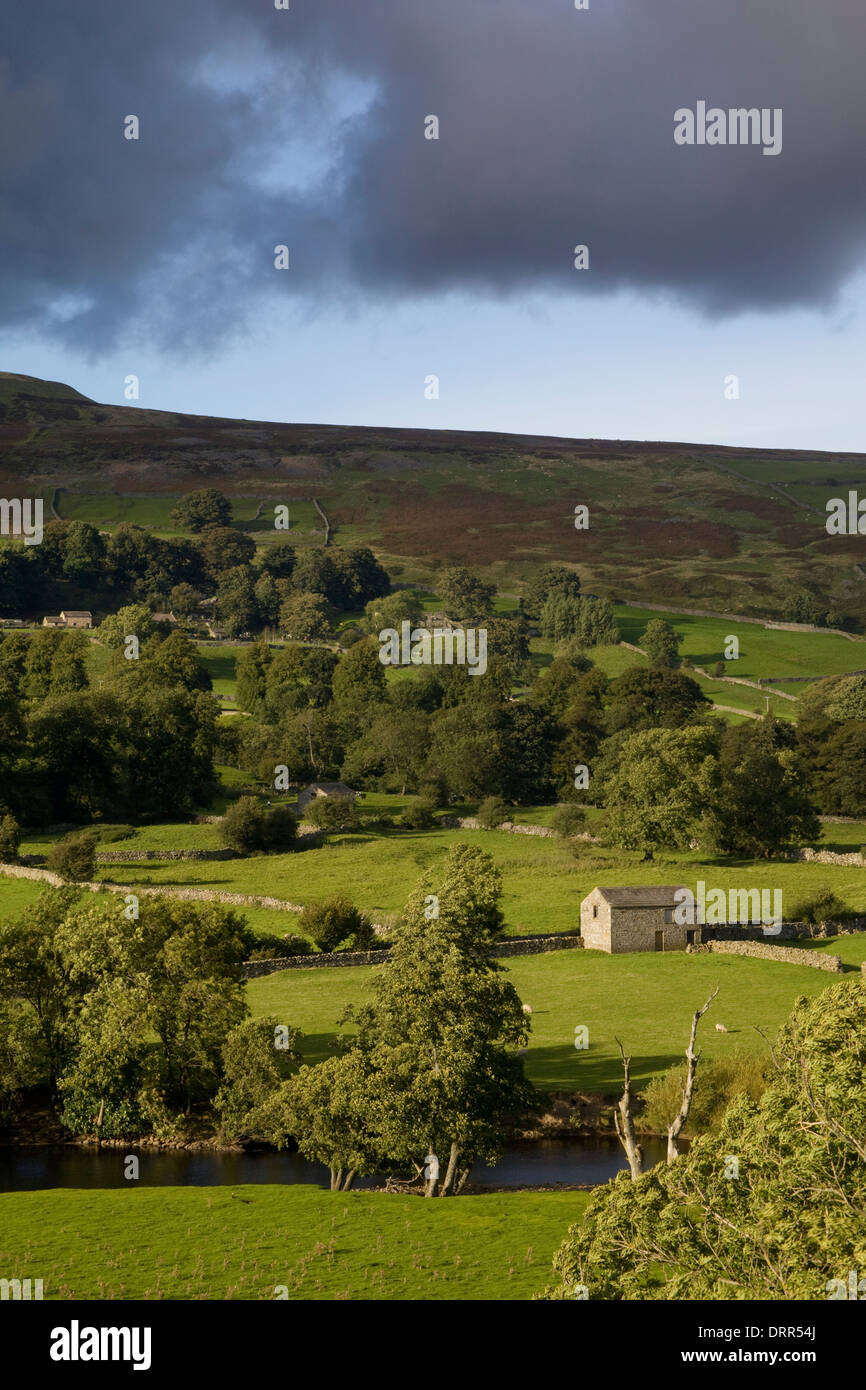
<box><xmin>715</xmin><ymin>1023</ymin><xmax>728</xmax><ymax>1033</ymax></box>
<box><xmin>522</xmin><ymin>1003</ymin><xmax>532</xmax><ymax>1015</ymax></box>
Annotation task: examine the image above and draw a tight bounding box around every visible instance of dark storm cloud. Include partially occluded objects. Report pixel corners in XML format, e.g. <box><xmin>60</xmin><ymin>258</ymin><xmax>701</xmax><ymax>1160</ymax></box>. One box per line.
<box><xmin>2</xmin><ymin>0</ymin><xmax>865</xmax><ymax>350</ymax></box>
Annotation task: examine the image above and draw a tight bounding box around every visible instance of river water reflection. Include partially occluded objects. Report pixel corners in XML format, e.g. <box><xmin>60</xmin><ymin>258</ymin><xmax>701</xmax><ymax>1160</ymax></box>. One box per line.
<box><xmin>0</xmin><ymin>1136</ymin><xmax>672</xmax><ymax>1192</ymax></box>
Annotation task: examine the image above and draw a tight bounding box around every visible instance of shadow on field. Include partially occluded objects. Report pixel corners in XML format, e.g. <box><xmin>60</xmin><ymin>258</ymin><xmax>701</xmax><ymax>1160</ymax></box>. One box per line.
<box><xmin>524</xmin><ymin>1044</ymin><xmax>686</xmax><ymax>1094</ymax></box>
<box><xmin>296</xmin><ymin>1032</ymin><xmax>346</xmax><ymax>1067</ymax></box>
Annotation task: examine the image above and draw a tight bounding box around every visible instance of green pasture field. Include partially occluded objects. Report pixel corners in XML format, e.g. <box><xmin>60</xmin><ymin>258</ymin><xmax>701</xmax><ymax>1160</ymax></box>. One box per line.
<box><xmin>615</xmin><ymin>605</ymin><xmax>866</xmax><ymax>685</ymax></box>
<box><xmin>247</xmin><ymin>938</ymin><xmax>866</xmax><ymax>1093</ymax></box>
<box><xmin>0</xmin><ymin>1185</ymin><xmax>587</xmax><ymax>1301</ymax></box>
<box><xmin>1</xmin><ymin>866</ymin><xmax>862</xmax><ymax>1095</ymax></box>
<box><xmin>74</xmin><ymin>833</ymin><xmax>866</xmax><ymax>934</ymax></box>
<box><xmin>8</xmin><ymin>806</ymin><xmax>866</xmax><ymax>937</ymax></box>
<box><xmin>197</xmin><ymin>646</ymin><xmax>239</xmax><ymax>705</ymax></box>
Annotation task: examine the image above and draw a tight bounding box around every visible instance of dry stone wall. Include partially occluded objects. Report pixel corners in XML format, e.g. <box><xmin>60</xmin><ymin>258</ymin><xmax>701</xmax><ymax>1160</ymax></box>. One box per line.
<box><xmin>707</xmin><ymin>940</ymin><xmax>843</xmax><ymax>972</ymax></box>
<box><xmin>94</xmin><ymin>849</ymin><xmax>237</xmax><ymax>863</ymax></box>
<box><xmin>241</xmin><ymin>932</ymin><xmax>584</xmax><ymax>978</ymax></box>
<box><xmin>798</xmin><ymin>847</ymin><xmax>864</xmax><ymax>867</ymax></box>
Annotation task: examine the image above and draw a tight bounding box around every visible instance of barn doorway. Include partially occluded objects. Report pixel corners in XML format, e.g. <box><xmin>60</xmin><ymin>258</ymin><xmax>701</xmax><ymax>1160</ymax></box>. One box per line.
<box><xmin>654</xmin><ymin>931</ymin><xmax>665</xmax><ymax>952</ymax></box>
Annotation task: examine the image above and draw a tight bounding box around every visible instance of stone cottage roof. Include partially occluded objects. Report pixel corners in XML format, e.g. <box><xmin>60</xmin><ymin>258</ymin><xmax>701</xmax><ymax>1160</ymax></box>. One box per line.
<box><xmin>593</xmin><ymin>886</ymin><xmax>687</xmax><ymax>908</ymax></box>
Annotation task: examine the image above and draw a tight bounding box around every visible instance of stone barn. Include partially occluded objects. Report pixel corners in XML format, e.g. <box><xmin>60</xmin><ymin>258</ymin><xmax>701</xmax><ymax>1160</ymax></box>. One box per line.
<box><xmin>59</xmin><ymin>610</ymin><xmax>93</xmax><ymax>629</ymax></box>
<box><xmin>295</xmin><ymin>781</ymin><xmax>358</xmax><ymax>814</ymax></box>
<box><xmin>580</xmin><ymin>886</ymin><xmax>701</xmax><ymax>954</ymax></box>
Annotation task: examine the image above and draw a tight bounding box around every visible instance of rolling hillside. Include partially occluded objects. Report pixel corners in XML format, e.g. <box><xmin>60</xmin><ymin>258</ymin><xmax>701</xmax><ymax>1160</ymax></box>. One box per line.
<box><xmin>1</xmin><ymin>370</ymin><xmax>865</xmax><ymax>622</ymax></box>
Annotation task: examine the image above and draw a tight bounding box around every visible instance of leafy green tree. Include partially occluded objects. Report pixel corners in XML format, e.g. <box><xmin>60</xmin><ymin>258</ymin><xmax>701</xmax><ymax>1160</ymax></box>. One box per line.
<box><xmin>22</xmin><ymin>630</ymin><xmax>88</xmax><ymax>701</ymax></box>
<box><xmin>97</xmin><ymin>604</ymin><xmax>157</xmax><ymax>651</ymax></box>
<box><xmin>60</xmin><ymin>521</ymin><xmax>106</xmax><ymax>582</ymax></box>
<box><xmin>257</xmin><ymin>542</ymin><xmax>296</xmax><ymax>580</ymax></box>
<box><xmin>806</xmin><ymin>720</ymin><xmax>866</xmax><ymax>817</ymax></box>
<box><xmin>499</xmin><ymin>702</ymin><xmax>560</xmax><ymax>803</ymax></box>
<box><xmin>780</xmin><ymin>583</ymin><xmax>828</xmax><ymax>626</ymax></box>
<box><xmin>543</xmin><ymin>979</ymin><xmax>866</xmax><ymax>1300</ymax></box>
<box><xmin>291</xmin><ymin>548</ymin><xmax>338</xmax><ymax>601</ymax></box>
<box><xmin>219</xmin><ymin>797</ymin><xmax>298</xmax><ymax>854</ymax></box>
<box><xmin>0</xmin><ymin>889</ymin><xmax>91</xmax><ymax>1091</ymax></box>
<box><xmin>58</xmin><ymin>979</ymin><xmax>153</xmax><ymax>1139</ymax></box>
<box><xmin>253</xmin><ymin>572</ymin><xmax>280</xmax><ymax>628</ymax></box>
<box><xmin>550</xmin><ymin>803</ymin><xmax>586</xmax><ymax>838</ymax></box>
<box><xmin>216</xmin><ymin>565</ymin><xmax>259</xmax><ymax>637</ymax></box>
<box><xmin>257</xmin><ymin>847</ymin><xmax>530</xmax><ymax>1193</ymax></box>
<box><xmin>254</xmin><ymin>1051</ymin><xmax>384</xmax><ymax>1190</ymax></box>
<box><xmin>47</xmin><ymin>829</ymin><xmax>98</xmax><ymax>882</ymax></box>
<box><xmin>824</xmin><ymin>673</ymin><xmax>866</xmax><ymax>721</ymax></box>
<box><xmin>476</xmin><ymin>796</ymin><xmax>508</xmax><ymax>829</ymax></box>
<box><xmin>196</xmin><ymin>526</ymin><xmax>256</xmax><ymax>578</ymax></box>
<box><xmin>303</xmin><ymin>794</ymin><xmax>359</xmax><ymax>832</ymax></box>
<box><xmin>169</xmin><ymin>582</ymin><xmax>201</xmax><ymax>619</ymax></box>
<box><xmin>485</xmin><ymin>615</ymin><xmax>532</xmax><ymax>685</ymax></box>
<box><xmin>331</xmin><ymin>640</ymin><xmax>387</xmax><ymax>708</ymax></box>
<box><xmin>438</xmin><ymin>566</ymin><xmax>496</xmax><ymax>620</ymax></box>
<box><xmin>702</xmin><ymin>720</ymin><xmax>819</xmax><ymax>858</ymax></box>
<box><xmin>605</xmin><ymin>726</ymin><xmax>719</xmax><ymax>859</ymax></box>
<box><xmin>401</xmin><ymin>795</ymin><xmax>437</xmax><ymax>830</ymax></box>
<box><xmin>145</xmin><ymin>631</ymin><xmax>212</xmax><ymax>692</ymax></box>
<box><xmin>279</xmin><ymin>591</ymin><xmax>332</xmax><ymax>642</ymax></box>
<box><xmin>115</xmin><ymin>684</ymin><xmax>217</xmax><ymax>817</ymax></box>
<box><xmin>134</xmin><ymin>898</ymin><xmax>249</xmax><ymax>1112</ymax></box>
<box><xmin>263</xmin><ymin>645</ymin><xmax>337</xmax><ymax>719</ymax></box>
<box><xmin>529</xmin><ymin>655</ymin><xmax>595</xmax><ymax>720</ymax></box>
<box><xmin>605</xmin><ymin>668</ymin><xmax>709</xmax><ymax>734</ymax></box>
<box><xmin>0</xmin><ymin>998</ymin><xmax>43</xmax><ymax>1127</ymax></box>
<box><xmin>299</xmin><ymin>896</ymin><xmax>374</xmax><ymax>953</ymax></box>
<box><xmin>235</xmin><ymin>642</ymin><xmax>272</xmax><ymax>715</ymax></box>
<box><xmin>641</xmin><ymin>617</ymin><xmax>682</xmax><ymax>669</ymax></box>
<box><xmin>362</xmin><ymin>590</ymin><xmax>424</xmax><ymax>634</ymax></box>
<box><xmin>330</xmin><ymin>547</ymin><xmax>391</xmax><ymax>609</ymax></box>
<box><xmin>170</xmin><ymin>489</ymin><xmax>232</xmax><ymax>533</ymax></box>
<box><xmin>25</xmin><ymin>691</ymin><xmax>123</xmax><ymax>821</ymax></box>
<box><xmin>349</xmin><ymin>846</ymin><xmax>532</xmax><ymax>1193</ymax></box>
<box><xmin>541</xmin><ymin>594</ymin><xmax>618</xmax><ymax>646</ymax></box>
<box><xmin>214</xmin><ymin>1016</ymin><xmax>296</xmax><ymax>1141</ymax></box>
<box><xmin>0</xmin><ymin>814</ymin><xmax>21</xmax><ymax>861</ymax></box>
<box><xmin>523</xmin><ymin>565</ymin><xmax>581</xmax><ymax>620</ymax></box>
<box><xmin>341</xmin><ymin>710</ymin><xmax>430</xmax><ymax>793</ymax></box>
<box><xmin>426</xmin><ymin>701</ymin><xmax>504</xmax><ymax>801</ymax></box>
<box><xmin>639</xmin><ymin>1051</ymin><xmax>767</xmax><ymax>1141</ymax></box>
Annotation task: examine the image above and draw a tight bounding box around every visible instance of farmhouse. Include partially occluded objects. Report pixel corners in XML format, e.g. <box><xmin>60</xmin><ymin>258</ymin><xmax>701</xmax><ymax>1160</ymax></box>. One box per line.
<box><xmin>296</xmin><ymin>781</ymin><xmax>358</xmax><ymax>814</ymax></box>
<box><xmin>60</xmin><ymin>610</ymin><xmax>92</xmax><ymax>628</ymax></box>
<box><xmin>43</xmin><ymin>610</ymin><xmax>92</xmax><ymax>629</ymax></box>
<box><xmin>580</xmin><ymin>885</ymin><xmax>701</xmax><ymax>954</ymax></box>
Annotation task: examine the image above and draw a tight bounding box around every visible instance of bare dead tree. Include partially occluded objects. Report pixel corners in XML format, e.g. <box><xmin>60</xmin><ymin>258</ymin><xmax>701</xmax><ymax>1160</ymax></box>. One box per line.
<box><xmin>613</xmin><ymin>1037</ymin><xmax>644</xmax><ymax>1179</ymax></box>
<box><xmin>667</xmin><ymin>986</ymin><xmax>720</xmax><ymax>1164</ymax></box>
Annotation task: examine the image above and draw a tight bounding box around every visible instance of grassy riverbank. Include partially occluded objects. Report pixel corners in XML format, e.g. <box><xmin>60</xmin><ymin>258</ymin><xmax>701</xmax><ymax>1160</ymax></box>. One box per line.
<box><xmin>0</xmin><ymin>1185</ymin><xmax>588</xmax><ymax>1301</ymax></box>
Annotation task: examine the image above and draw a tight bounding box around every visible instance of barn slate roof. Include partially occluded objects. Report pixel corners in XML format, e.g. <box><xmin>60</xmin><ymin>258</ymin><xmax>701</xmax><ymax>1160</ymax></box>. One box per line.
<box><xmin>593</xmin><ymin>886</ymin><xmax>688</xmax><ymax>908</ymax></box>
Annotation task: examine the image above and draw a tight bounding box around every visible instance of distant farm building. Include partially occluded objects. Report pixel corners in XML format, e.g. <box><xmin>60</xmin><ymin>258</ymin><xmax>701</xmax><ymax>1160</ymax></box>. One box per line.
<box><xmin>43</xmin><ymin>610</ymin><xmax>92</xmax><ymax>630</ymax></box>
<box><xmin>152</xmin><ymin>611</ymin><xmax>179</xmax><ymax>625</ymax></box>
<box><xmin>580</xmin><ymin>886</ymin><xmax>700</xmax><ymax>954</ymax></box>
<box><xmin>296</xmin><ymin>781</ymin><xmax>358</xmax><ymax>814</ymax></box>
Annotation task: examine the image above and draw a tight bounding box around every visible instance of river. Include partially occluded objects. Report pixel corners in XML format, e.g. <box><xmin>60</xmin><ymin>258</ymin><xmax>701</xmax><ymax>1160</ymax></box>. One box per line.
<box><xmin>0</xmin><ymin>1136</ymin><xmax>671</xmax><ymax>1192</ymax></box>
